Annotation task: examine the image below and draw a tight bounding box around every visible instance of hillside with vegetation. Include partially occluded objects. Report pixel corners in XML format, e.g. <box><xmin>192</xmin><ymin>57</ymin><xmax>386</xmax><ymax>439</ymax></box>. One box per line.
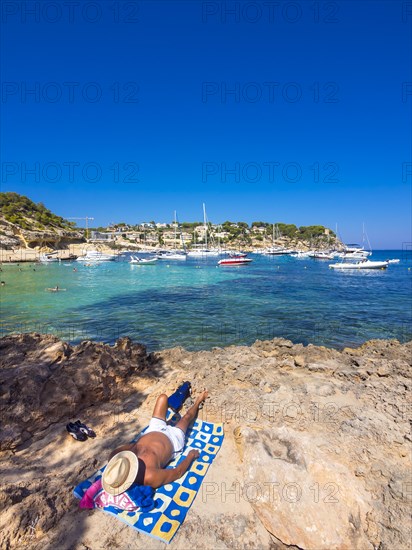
<box><xmin>0</xmin><ymin>192</ymin><xmax>341</xmax><ymax>252</ymax></box>
<box><xmin>0</xmin><ymin>192</ymin><xmax>84</xmax><ymax>250</ymax></box>
<box><xmin>100</xmin><ymin>220</ymin><xmax>341</xmax><ymax>251</ymax></box>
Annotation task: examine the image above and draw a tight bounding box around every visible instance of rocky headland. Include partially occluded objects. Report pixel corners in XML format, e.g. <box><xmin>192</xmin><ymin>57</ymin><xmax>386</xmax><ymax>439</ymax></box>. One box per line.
<box><xmin>0</xmin><ymin>334</ymin><xmax>411</xmax><ymax>549</ymax></box>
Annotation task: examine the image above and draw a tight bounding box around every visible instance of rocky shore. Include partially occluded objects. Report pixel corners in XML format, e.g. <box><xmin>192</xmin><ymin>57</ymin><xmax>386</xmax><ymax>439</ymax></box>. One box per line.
<box><xmin>0</xmin><ymin>334</ymin><xmax>411</xmax><ymax>549</ymax></box>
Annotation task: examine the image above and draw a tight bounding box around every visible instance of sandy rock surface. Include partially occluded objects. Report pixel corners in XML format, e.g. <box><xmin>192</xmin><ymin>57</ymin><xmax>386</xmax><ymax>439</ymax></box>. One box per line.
<box><xmin>0</xmin><ymin>334</ymin><xmax>411</xmax><ymax>549</ymax></box>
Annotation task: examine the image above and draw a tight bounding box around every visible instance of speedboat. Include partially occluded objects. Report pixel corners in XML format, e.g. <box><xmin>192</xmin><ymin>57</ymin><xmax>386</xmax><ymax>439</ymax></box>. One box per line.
<box><xmin>75</xmin><ymin>250</ymin><xmax>117</xmax><ymax>262</ymax></box>
<box><xmin>329</xmin><ymin>260</ymin><xmax>389</xmax><ymax>270</ymax></box>
<box><xmin>218</xmin><ymin>255</ymin><xmax>252</xmax><ymax>266</ymax></box>
<box><xmin>387</xmin><ymin>259</ymin><xmax>400</xmax><ymax>264</ymax></box>
<box><xmin>130</xmin><ymin>256</ymin><xmax>157</xmax><ymax>265</ymax></box>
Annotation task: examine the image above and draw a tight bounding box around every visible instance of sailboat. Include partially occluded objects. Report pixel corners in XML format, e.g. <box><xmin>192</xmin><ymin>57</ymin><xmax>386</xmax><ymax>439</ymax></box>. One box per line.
<box><xmin>187</xmin><ymin>204</ymin><xmax>221</xmax><ymax>257</ymax></box>
<box><xmin>157</xmin><ymin>211</ymin><xmax>187</xmax><ymax>261</ymax></box>
<box><xmin>334</xmin><ymin>223</ymin><xmax>372</xmax><ymax>261</ymax></box>
<box><xmin>261</xmin><ymin>224</ymin><xmax>294</xmax><ymax>255</ymax></box>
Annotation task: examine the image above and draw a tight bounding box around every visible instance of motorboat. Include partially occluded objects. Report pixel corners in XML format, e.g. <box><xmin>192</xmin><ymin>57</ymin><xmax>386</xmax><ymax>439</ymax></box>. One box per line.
<box><xmin>187</xmin><ymin>248</ymin><xmax>221</xmax><ymax>257</ymax></box>
<box><xmin>291</xmin><ymin>251</ymin><xmax>312</xmax><ymax>258</ymax></box>
<box><xmin>218</xmin><ymin>255</ymin><xmax>252</xmax><ymax>266</ymax></box>
<box><xmin>156</xmin><ymin>250</ymin><xmax>187</xmax><ymax>261</ymax></box>
<box><xmin>75</xmin><ymin>250</ymin><xmax>117</xmax><ymax>262</ymax></box>
<box><xmin>262</xmin><ymin>247</ymin><xmax>294</xmax><ymax>255</ymax></box>
<box><xmin>39</xmin><ymin>252</ymin><xmax>59</xmax><ymax>262</ymax></box>
<box><xmin>329</xmin><ymin>260</ymin><xmax>389</xmax><ymax>270</ymax></box>
<box><xmin>222</xmin><ymin>250</ymin><xmax>247</xmax><ymax>258</ymax></box>
<box><xmin>387</xmin><ymin>259</ymin><xmax>400</xmax><ymax>264</ymax></box>
<box><xmin>130</xmin><ymin>256</ymin><xmax>157</xmax><ymax>265</ymax></box>
<box><xmin>309</xmin><ymin>251</ymin><xmax>335</xmax><ymax>260</ymax></box>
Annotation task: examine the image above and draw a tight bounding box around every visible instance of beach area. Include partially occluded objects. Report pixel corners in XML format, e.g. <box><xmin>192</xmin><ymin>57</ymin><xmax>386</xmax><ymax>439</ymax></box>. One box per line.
<box><xmin>0</xmin><ymin>332</ymin><xmax>411</xmax><ymax>549</ymax></box>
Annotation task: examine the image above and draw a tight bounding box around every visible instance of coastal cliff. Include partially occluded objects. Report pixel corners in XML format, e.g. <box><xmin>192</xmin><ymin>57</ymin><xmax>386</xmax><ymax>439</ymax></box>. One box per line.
<box><xmin>0</xmin><ymin>334</ymin><xmax>410</xmax><ymax>549</ymax></box>
<box><xmin>0</xmin><ymin>193</ymin><xmax>84</xmax><ymax>250</ymax></box>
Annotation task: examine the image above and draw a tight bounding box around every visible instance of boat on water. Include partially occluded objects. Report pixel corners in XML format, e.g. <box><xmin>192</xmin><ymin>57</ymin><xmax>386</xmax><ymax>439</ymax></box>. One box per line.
<box><xmin>187</xmin><ymin>248</ymin><xmax>220</xmax><ymax>257</ymax></box>
<box><xmin>187</xmin><ymin>203</ymin><xmax>221</xmax><ymax>258</ymax></box>
<box><xmin>329</xmin><ymin>260</ymin><xmax>389</xmax><ymax>270</ymax></box>
<box><xmin>157</xmin><ymin>211</ymin><xmax>188</xmax><ymax>260</ymax></box>
<box><xmin>387</xmin><ymin>259</ymin><xmax>400</xmax><ymax>264</ymax></box>
<box><xmin>260</xmin><ymin>245</ymin><xmax>294</xmax><ymax>256</ymax></box>
<box><xmin>130</xmin><ymin>256</ymin><xmax>157</xmax><ymax>265</ymax></box>
<box><xmin>156</xmin><ymin>250</ymin><xmax>187</xmax><ymax>261</ymax></box>
<box><xmin>75</xmin><ymin>250</ymin><xmax>117</xmax><ymax>262</ymax></box>
<box><xmin>222</xmin><ymin>250</ymin><xmax>247</xmax><ymax>258</ymax></box>
<box><xmin>309</xmin><ymin>251</ymin><xmax>335</xmax><ymax>260</ymax></box>
<box><xmin>39</xmin><ymin>253</ymin><xmax>59</xmax><ymax>262</ymax></box>
<box><xmin>218</xmin><ymin>255</ymin><xmax>252</xmax><ymax>266</ymax></box>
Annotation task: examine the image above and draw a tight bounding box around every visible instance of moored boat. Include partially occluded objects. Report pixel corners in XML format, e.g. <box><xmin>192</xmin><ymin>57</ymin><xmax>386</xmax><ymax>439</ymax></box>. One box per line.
<box><xmin>218</xmin><ymin>256</ymin><xmax>252</xmax><ymax>266</ymax></box>
<box><xmin>75</xmin><ymin>250</ymin><xmax>117</xmax><ymax>262</ymax></box>
<box><xmin>39</xmin><ymin>253</ymin><xmax>59</xmax><ymax>262</ymax></box>
<box><xmin>130</xmin><ymin>256</ymin><xmax>157</xmax><ymax>265</ymax></box>
<box><xmin>329</xmin><ymin>260</ymin><xmax>389</xmax><ymax>270</ymax></box>
<box><xmin>309</xmin><ymin>251</ymin><xmax>335</xmax><ymax>260</ymax></box>
<box><xmin>156</xmin><ymin>251</ymin><xmax>187</xmax><ymax>261</ymax></box>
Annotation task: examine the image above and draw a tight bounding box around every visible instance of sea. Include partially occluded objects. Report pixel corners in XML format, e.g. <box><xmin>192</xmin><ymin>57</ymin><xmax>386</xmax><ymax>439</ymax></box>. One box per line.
<box><xmin>1</xmin><ymin>250</ymin><xmax>411</xmax><ymax>351</ymax></box>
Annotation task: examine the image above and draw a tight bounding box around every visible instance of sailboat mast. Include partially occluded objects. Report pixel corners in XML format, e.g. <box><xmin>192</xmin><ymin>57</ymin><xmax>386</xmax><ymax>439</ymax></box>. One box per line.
<box><xmin>174</xmin><ymin>210</ymin><xmax>177</xmax><ymax>249</ymax></box>
<box><xmin>203</xmin><ymin>203</ymin><xmax>207</xmax><ymax>249</ymax></box>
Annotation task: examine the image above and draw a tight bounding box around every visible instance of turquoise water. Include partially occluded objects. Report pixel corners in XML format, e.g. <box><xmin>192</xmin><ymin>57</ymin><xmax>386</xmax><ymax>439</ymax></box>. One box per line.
<box><xmin>1</xmin><ymin>251</ymin><xmax>411</xmax><ymax>350</ymax></box>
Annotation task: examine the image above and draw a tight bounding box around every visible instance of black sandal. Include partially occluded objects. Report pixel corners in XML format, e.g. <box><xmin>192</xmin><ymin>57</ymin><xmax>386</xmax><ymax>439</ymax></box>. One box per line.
<box><xmin>74</xmin><ymin>420</ymin><xmax>96</xmax><ymax>438</ymax></box>
<box><xmin>66</xmin><ymin>422</ymin><xmax>87</xmax><ymax>441</ymax></box>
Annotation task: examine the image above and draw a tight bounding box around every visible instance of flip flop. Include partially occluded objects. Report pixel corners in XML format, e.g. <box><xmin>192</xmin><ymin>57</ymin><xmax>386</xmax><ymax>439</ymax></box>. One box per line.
<box><xmin>66</xmin><ymin>423</ymin><xmax>87</xmax><ymax>441</ymax></box>
<box><xmin>74</xmin><ymin>420</ymin><xmax>96</xmax><ymax>438</ymax></box>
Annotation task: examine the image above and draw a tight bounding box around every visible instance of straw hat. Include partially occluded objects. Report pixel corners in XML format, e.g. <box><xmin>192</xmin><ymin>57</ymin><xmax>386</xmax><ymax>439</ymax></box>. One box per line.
<box><xmin>102</xmin><ymin>451</ymin><xmax>139</xmax><ymax>495</ymax></box>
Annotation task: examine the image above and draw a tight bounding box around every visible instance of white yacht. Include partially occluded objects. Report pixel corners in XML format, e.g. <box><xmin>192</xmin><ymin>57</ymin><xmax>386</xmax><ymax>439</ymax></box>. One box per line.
<box><xmin>130</xmin><ymin>256</ymin><xmax>157</xmax><ymax>265</ymax></box>
<box><xmin>75</xmin><ymin>250</ymin><xmax>117</xmax><ymax>262</ymax></box>
<box><xmin>39</xmin><ymin>253</ymin><xmax>59</xmax><ymax>262</ymax></box>
<box><xmin>309</xmin><ymin>251</ymin><xmax>335</xmax><ymax>260</ymax></box>
<box><xmin>156</xmin><ymin>251</ymin><xmax>187</xmax><ymax>261</ymax></box>
<box><xmin>329</xmin><ymin>260</ymin><xmax>389</xmax><ymax>270</ymax></box>
<box><xmin>337</xmin><ymin>244</ymin><xmax>371</xmax><ymax>261</ymax></box>
<box><xmin>188</xmin><ymin>247</ymin><xmax>220</xmax><ymax>257</ymax></box>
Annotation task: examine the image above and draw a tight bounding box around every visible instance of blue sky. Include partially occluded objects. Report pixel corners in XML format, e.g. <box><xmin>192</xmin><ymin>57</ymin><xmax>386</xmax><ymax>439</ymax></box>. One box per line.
<box><xmin>1</xmin><ymin>0</ymin><xmax>411</xmax><ymax>248</ymax></box>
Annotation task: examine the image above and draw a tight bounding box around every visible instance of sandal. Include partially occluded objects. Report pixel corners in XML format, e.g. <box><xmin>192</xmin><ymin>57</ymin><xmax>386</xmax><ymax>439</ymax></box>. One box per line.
<box><xmin>66</xmin><ymin>422</ymin><xmax>87</xmax><ymax>441</ymax></box>
<box><xmin>74</xmin><ymin>420</ymin><xmax>96</xmax><ymax>438</ymax></box>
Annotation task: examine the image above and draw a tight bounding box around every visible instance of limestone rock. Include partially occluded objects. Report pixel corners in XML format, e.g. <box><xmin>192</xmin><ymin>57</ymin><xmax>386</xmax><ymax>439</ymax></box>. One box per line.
<box><xmin>0</xmin><ymin>333</ymin><xmax>148</xmax><ymax>451</ymax></box>
<box><xmin>0</xmin><ymin>333</ymin><xmax>411</xmax><ymax>549</ymax></box>
<box><xmin>239</xmin><ymin>426</ymin><xmax>374</xmax><ymax>549</ymax></box>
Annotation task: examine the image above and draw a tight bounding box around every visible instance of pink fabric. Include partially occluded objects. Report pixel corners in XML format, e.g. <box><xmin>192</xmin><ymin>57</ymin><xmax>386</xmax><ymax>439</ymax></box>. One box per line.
<box><xmin>79</xmin><ymin>479</ymin><xmax>102</xmax><ymax>509</ymax></box>
<box><xmin>79</xmin><ymin>478</ymin><xmax>141</xmax><ymax>511</ymax></box>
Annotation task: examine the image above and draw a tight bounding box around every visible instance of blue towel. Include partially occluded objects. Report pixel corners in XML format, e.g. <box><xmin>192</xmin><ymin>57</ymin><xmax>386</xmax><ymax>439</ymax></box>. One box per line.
<box><xmin>73</xmin><ymin>412</ymin><xmax>224</xmax><ymax>544</ymax></box>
